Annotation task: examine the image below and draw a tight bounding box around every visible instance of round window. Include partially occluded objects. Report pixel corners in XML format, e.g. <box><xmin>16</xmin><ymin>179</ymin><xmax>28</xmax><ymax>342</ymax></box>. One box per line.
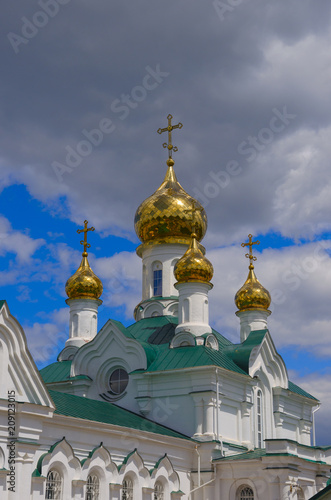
<box><xmin>109</xmin><ymin>368</ymin><xmax>129</xmax><ymax>395</ymax></box>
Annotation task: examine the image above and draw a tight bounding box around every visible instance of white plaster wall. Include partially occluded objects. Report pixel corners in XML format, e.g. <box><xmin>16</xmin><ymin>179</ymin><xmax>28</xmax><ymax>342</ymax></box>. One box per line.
<box><xmin>140</xmin><ymin>244</ymin><xmax>188</xmax><ymax>300</ymax></box>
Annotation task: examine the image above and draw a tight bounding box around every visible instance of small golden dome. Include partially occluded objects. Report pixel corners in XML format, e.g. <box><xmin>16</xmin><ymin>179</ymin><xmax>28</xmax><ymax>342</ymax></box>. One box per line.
<box><xmin>66</xmin><ymin>255</ymin><xmax>103</xmax><ymax>300</ymax></box>
<box><xmin>134</xmin><ymin>161</ymin><xmax>207</xmax><ymax>247</ymax></box>
<box><xmin>174</xmin><ymin>234</ymin><xmax>213</xmax><ymax>284</ymax></box>
<box><xmin>235</xmin><ymin>264</ymin><xmax>271</xmax><ymax>312</ymax></box>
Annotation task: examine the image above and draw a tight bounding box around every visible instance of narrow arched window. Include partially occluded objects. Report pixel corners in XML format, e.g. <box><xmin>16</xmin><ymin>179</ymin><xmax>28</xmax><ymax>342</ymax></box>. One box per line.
<box><xmin>86</xmin><ymin>474</ymin><xmax>99</xmax><ymax>500</ymax></box>
<box><xmin>45</xmin><ymin>470</ymin><xmax>62</xmax><ymax>499</ymax></box>
<box><xmin>237</xmin><ymin>486</ymin><xmax>254</xmax><ymax>500</ymax></box>
<box><xmin>154</xmin><ymin>481</ymin><xmax>164</xmax><ymax>500</ymax></box>
<box><xmin>153</xmin><ymin>262</ymin><xmax>162</xmax><ymax>297</ymax></box>
<box><xmin>122</xmin><ymin>477</ymin><xmax>133</xmax><ymax>500</ymax></box>
<box><xmin>257</xmin><ymin>389</ymin><xmax>263</xmax><ymax>448</ymax></box>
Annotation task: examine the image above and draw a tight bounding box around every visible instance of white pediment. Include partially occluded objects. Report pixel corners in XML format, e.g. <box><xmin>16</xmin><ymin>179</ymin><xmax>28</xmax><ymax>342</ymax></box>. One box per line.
<box><xmin>0</xmin><ymin>301</ymin><xmax>53</xmax><ymax>407</ymax></box>
<box><xmin>248</xmin><ymin>331</ymin><xmax>288</xmax><ymax>389</ymax></box>
<box><xmin>71</xmin><ymin>319</ymin><xmax>147</xmax><ymax>381</ymax></box>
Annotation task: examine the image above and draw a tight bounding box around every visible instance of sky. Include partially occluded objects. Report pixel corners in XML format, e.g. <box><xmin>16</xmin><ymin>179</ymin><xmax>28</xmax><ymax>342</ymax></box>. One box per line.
<box><xmin>1</xmin><ymin>0</ymin><xmax>331</xmax><ymax>445</ymax></box>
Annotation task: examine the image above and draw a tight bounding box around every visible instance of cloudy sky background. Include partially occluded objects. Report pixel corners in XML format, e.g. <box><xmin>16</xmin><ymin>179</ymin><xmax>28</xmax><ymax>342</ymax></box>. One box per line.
<box><xmin>1</xmin><ymin>0</ymin><xmax>331</xmax><ymax>444</ymax></box>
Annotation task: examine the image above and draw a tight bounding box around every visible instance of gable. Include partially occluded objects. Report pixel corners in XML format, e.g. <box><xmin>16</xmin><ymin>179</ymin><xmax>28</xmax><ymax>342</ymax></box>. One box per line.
<box><xmin>0</xmin><ymin>301</ymin><xmax>53</xmax><ymax>407</ymax></box>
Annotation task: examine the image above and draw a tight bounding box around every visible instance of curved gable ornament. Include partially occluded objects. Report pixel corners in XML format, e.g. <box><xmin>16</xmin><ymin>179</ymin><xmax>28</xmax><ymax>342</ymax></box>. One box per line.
<box><xmin>150</xmin><ymin>454</ymin><xmax>180</xmax><ymax>491</ymax></box>
<box><xmin>119</xmin><ymin>449</ymin><xmax>150</xmax><ymax>486</ymax></box>
<box><xmin>248</xmin><ymin>332</ymin><xmax>288</xmax><ymax>389</ymax></box>
<box><xmin>33</xmin><ymin>438</ymin><xmax>81</xmax><ymax>478</ymax></box>
<box><xmin>0</xmin><ymin>301</ymin><xmax>53</xmax><ymax>407</ymax></box>
<box><xmin>71</xmin><ymin>319</ymin><xmax>148</xmax><ymax>380</ymax></box>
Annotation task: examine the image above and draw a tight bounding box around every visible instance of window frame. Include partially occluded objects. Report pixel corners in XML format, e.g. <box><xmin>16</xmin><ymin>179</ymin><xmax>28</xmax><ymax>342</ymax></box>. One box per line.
<box><xmin>236</xmin><ymin>485</ymin><xmax>254</xmax><ymax>500</ymax></box>
<box><xmin>45</xmin><ymin>469</ymin><xmax>63</xmax><ymax>500</ymax></box>
<box><xmin>85</xmin><ymin>473</ymin><xmax>100</xmax><ymax>500</ymax></box>
<box><xmin>122</xmin><ymin>476</ymin><xmax>134</xmax><ymax>500</ymax></box>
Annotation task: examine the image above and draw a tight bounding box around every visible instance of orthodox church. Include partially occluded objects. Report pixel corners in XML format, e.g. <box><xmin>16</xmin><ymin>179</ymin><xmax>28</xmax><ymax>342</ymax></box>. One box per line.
<box><xmin>0</xmin><ymin>115</ymin><xmax>330</xmax><ymax>500</ymax></box>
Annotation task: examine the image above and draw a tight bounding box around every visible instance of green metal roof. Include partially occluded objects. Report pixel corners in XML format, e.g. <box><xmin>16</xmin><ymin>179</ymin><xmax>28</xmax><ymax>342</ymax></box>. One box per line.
<box><xmin>214</xmin><ymin>448</ymin><xmax>267</xmax><ymax>462</ymax></box>
<box><xmin>0</xmin><ymin>300</ymin><xmax>5</xmax><ymax>310</ymax></box>
<box><xmin>288</xmin><ymin>381</ymin><xmax>319</xmax><ymax>401</ymax></box>
<box><xmin>40</xmin><ymin>360</ymin><xmax>72</xmax><ymax>383</ymax></box>
<box><xmin>49</xmin><ymin>390</ymin><xmax>192</xmax><ymax>441</ymax></box>
<box><xmin>144</xmin><ymin>345</ymin><xmax>247</xmax><ymax>375</ymax></box>
<box><xmin>127</xmin><ymin>316</ymin><xmax>232</xmax><ymax>349</ymax></box>
<box><xmin>223</xmin><ymin>329</ymin><xmax>267</xmax><ymax>373</ymax></box>
<box><xmin>308</xmin><ymin>484</ymin><xmax>331</xmax><ymax>499</ymax></box>
<box><xmin>39</xmin><ymin>318</ymin><xmax>317</xmax><ymax>404</ymax></box>
<box><xmin>214</xmin><ymin>448</ymin><xmax>327</xmax><ymax>465</ymax></box>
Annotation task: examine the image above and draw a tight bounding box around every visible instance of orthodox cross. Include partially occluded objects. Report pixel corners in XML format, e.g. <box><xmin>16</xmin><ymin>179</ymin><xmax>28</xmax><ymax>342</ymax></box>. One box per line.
<box><xmin>157</xmin><ymin>114</ymin><xmax>183</xmax><ymax>159</ymax></box>
<box><xmin>241</xmin><ymin>234</ymin><xmax>260</xmax><ymax>267</ymax></box>
<box><xmin>77</xmin><ymin>220</ymin><xmax>95</xmax><ymax>256</ymax></box>
<box><xmin>184</xmin><ymin>201</ymin><xmax>203</xmax><ymax>236</ymax></box>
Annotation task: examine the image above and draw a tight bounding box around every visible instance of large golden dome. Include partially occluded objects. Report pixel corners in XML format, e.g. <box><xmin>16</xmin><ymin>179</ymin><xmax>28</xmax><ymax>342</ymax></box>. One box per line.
<box><xmin>235</xmin><ymin>264</ymin><xmax>271</xmax><ymax>312</ymax></box>
<box><xmin>65</xmin><ymin>255</ymin><xmax>103</xmax><ymax>301</ymax></box>
<box><xmin>134</xmin><ymin>159</ymin><xmax>207</xmax><ymax>249</ymax></box>
<box><xmin>174</xmin><ymin>233</ymin><xmax>213</xmax><ymax>285</ymax></box>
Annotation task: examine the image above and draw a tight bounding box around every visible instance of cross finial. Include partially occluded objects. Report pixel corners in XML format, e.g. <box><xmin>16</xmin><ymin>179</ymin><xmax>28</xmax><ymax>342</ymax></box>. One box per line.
<box><xmin>184</xmin><ymin>201</ymin><xmax>203</xmax><ymax>236</ymax></box>
<box><xmin>157</xmin><ymin>114</ymin><xmax>183</xmax><ymax>162</ymax></box>
<box><xmin>241</xmin><ymin>234</ymin><xmax>260</xmax><ymax>269</ymax></box>
<box><xmin>77</xmin><ymin>220</ymin><xmax>95</xmax><ymax>257</ymax></box>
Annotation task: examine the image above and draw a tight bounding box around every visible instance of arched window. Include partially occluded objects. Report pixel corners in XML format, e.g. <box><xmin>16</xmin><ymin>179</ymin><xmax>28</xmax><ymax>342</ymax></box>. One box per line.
<box><xmin>122</xmin><ymin>477</ymin><xmax>133</xmax><ymax>500</ymax></box>
<box><xmin>237</xmin><ymin>486</ymin><xmax>254</xmax><ymax>500</ymax></box>
<box><xmin>153</xmin><ymin>262</ymin><xmax>162</xmax><ymax>297</ymax></box>
<box><xmin>109</xmin><ymin>368</ymin><xmax>129</xmax><ymax>396</ymax></box>
<box><xmin>86</xmin><ymin>474</ymin><xmax>99</xmax><ymax>500</ymax></box>
<box><xmin>256</xmin><ymin>389</ymin><xmax>263</xmax><ymax>448</ymax></box>
<box><xmin>154</xmin><ymin>481</ymin><xmax>164</xmax><ymax>500</ymax></box>
<box><xmin>45</xmin><ymin>470</ymin><xmax>62</xmax><ymax>499</ymax></box>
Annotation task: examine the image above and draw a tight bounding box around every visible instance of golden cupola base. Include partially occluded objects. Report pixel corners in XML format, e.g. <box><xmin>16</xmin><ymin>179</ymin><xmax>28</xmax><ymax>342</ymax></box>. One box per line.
<box><xmin>174</xmin><ymin>233</ymin><xmax>213</xmax><ymax>285</ymax></box>
<box><xmin>174</xmin><ymin>233</ymin><xmax>214</xmax><ymax>338</ymax></box>
<box><xmin>63</xmin><ymin>221</ymin><xmax>103</xmax><ymax>355</ymax></box>
<box><xmin>65</xmin><ymin>255</ymin><xmax>103</xmax><ymax>301</ymax></box>
<box><xmin>235</xmin><ymin>235</ymin><xmax>271</xmax><ymax>343</ymax></box>
<box><xmin>235</xmin><ymin>264</ymin><xmax>271</xmax><ymax>312</ymax></box>
<box><xmin>134</xmin><ymin>158</ymin><xmax>207</xmax><ymax>256</ymax></box>
<box><xmin>133</xmin><ymin>115</ymin><xmax>210</xmax><ymax>321</ymax></box>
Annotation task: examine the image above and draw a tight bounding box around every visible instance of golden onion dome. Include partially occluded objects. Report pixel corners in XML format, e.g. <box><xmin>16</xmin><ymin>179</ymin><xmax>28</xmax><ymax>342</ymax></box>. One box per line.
<box><xmin>235</xmin><ymin>264</ymin><xmax>271</xmax><ymax>312</ymax></box>
<box><xmin>134</xmin><ymin>159</ymin><xmax>207</xmax><ymax>248</ymax></box>
<box><xmin>174</xmin><ymin>233</ymin><xmax>213</xmax><ymax>285</ymax></box>
<box><xmin>65</xmin><ymin>255</ymin><xmax>103</xmax><ymax>300</ymax></box>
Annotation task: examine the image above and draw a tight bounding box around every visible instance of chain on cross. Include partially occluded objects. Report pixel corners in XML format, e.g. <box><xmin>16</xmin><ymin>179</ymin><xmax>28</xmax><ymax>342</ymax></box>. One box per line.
<box><xmin>184</xmin><ymin>201</ymin><xmax>203</xmax><ymax>236</ymax></box>
<box><xmin>77</xmin><ymin>220</ymin><xmax>95</xmax><ymax>256</ymax></box>
<box><xmin>241</xmin><ymin>234</ymin><xmax>260</xmax><ymax>268</ymax></box>
<box><xmin>157</xmin><ymin>114</ymin><xmax>183</xmax><ymax>159</ymax></box>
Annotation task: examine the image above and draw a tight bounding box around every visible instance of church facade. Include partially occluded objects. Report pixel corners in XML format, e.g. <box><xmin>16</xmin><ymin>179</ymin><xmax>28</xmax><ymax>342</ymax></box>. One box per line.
<box><xmin>0</xmin><ymin>116</ymin><xmax>330</xmax><ymax>499</ymax></box>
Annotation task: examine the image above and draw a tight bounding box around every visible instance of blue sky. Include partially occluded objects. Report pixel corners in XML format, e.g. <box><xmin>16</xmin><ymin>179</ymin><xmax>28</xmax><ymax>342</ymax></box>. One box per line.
<box><xmin>1</xmin><ymin>0</ymin><xmax>331</xmax><ymax>445</ymax></box>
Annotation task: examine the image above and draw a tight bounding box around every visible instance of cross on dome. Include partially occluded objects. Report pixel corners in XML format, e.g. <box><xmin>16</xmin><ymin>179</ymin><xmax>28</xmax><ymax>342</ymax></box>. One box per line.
<box><xmin>241</xmin><ymin>234</ymin><xmax>260</xmax><ymax>269</ymax></box>
<box><xmin>77</xmin><ymin>220</ymin><xmax>95</xmax><ymax>257</ymax></box>
<box><xmin>157</xmin><ymin>114</ymin><xmax>183</xmax><ymax>162</ymax></box>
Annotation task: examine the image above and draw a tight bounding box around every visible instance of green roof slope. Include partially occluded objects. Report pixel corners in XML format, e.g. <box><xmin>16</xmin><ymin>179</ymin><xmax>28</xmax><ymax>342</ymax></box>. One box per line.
<box><xmin>145</xmin><ymin>345</ymin><xmax>247</xmax><ymax>375</ymax></box>
<box><xmin>40</xmin><ymin>360</ymin><xmax>72</xmax><ymax>383</ymax></box>
<box><xmin>0</xmin><ymin>300</ymin><xmax>5</xmax><ymax>310</ymax></box>
<box><xmin>223</xmin><ymin>329</ymin><xmax>267</xmax><ymax>373</ymax></box>
<box><xmin>49</xmin><ymin>390</ymin><xmax>191</xmax><ymax>441</ymax></box>
<box><xmin>288</xmin><ymin>381</ymin><xmax>319</xmax><ymax>401</ymax></box>
<box><xmin>127</xmin><ymin>316</ymin><xmax>233</xmax><ymax>349</ymax></box>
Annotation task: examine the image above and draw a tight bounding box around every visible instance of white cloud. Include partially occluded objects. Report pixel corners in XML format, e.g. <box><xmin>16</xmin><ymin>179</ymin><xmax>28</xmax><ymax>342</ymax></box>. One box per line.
<box><xmin>0</xmin><ymin>215</ymin><xmax>45</xmax><ymax>262</ymax></box>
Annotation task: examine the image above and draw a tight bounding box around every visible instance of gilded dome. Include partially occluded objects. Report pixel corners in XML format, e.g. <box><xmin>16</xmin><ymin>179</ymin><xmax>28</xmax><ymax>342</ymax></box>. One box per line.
<box><xmin>65</xmin><ymin>255</ymin><xmax>103</xmax><ymax>300</ymax></box>
<box><xmin>134</xmin><ymin>159</ymin><xmax>207</xmax><ymax>248</ymax></box>
<box><xmin>235</xmin><ymin>264</ymin><xmax>271</xmax><ymax>312</ymax></box>
<box><xmin>174</xmin><ymin>234</ymin><xmax>213</xmax><ymax>284</ymax></box>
